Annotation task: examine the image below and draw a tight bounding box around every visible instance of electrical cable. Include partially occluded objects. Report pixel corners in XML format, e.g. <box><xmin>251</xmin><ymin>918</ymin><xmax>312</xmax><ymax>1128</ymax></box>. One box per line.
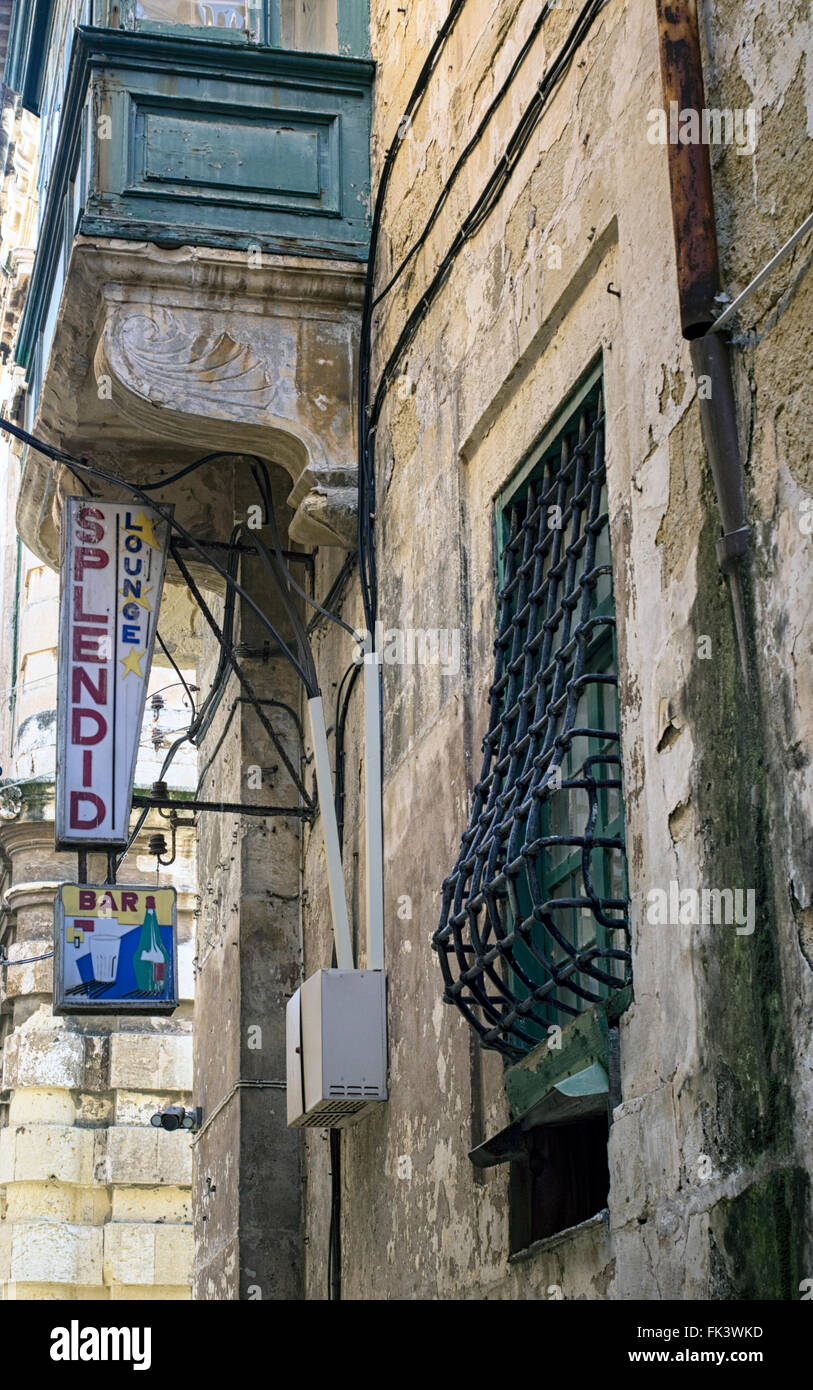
<box><xmin>135</xmin><ymin>451</ymin><xmax>245</xmax><ymax>492</ymax></box>
<box><xmin>0</xmin><ymin>417</ymin><xmax>317</xmax><ymax>695</ymax></box>
<box><xmin>189</xmin><ymin>526</ymin><xmax>240</xmax><ymax>747</ymax></box>
<box><xmin>195</xmin><ymin>696</ymin><xmax>303</xmax><ymax>801</ymax></box>
<box><xmin>248</xmin><ymin>456</ymin><xmax>360</xmax><ymax>645</ymax></box>
<box><xmin>155</xmin><ymin>630</ymin><xmax>197</xmax><ymax>724</ymax></box>
<box><xmin>326</xmin><ymin>0</ymin><xmax>484</xmax><ymax>1296</ymax></box>
<box><xmin>0</xmin><ymin>944</ymin><xmax>55</xmax><ymax>968</ymax></box>
<box><xmin>114</xmin><ymin>729</ymin><xmax>192</xmax><ymax>872</ymax></box>
<box><xmin>114</xmin><ymin>529</ymin><xmax>242</xmax><ymax>867</ymax></box>
<box><xmin>245</xmin><ymin>459</ymin><xmax>319</xmax><ymax>691</ymax></box>
<box><xmin>334</xmin><ymin>660</ymin><xmax>362</xmax><ymax>851</ymax></box>
<box><xmin>357</xmin><ymin>0</ymin><xmax>609</xmax><ymax>631</ymax></box>
<box><xmin>119</xmin><ymin>451</ymin><xmax>335</xmax><ymax>854</ymax></box>
<box><xmin>306</xmin><ymin>553</ymin><xmax>357</xmax><ymax>637</ymax></box>
<box><xmin>327</xmin><ymin>1126</ymin><xmax>342</xmax><ymax>1301</ymax></box>
<box><xmin>64</xmin><ymin>462</ymin><xmax>95</xmax><ymax>497</ymax></box>
<box><xmin>369</xmin><ymin>0</ymin><xmax>608</xmax><ymax>429</ymax></box>
<box><xmin>326</xmin><ymin>657</ymin><xmax>362</xmax><ymax>1302</ymax></box>
<box><xmin>0</xmin><ymin>423</ymin><xmax>319</xmax><ymax>856</ymax></box>
<box><xmin>62</xmin><ymin>442</ymin><xmax>355</xmax><ymax>647</ymax></box>
<box><xmin>357</xmin><ymin>0</ymin><xmax>471</xmax><ymax>633</ymax></box>
<box><xmin>62</xmin><ymin>441</ymin><xmax>359</xmax><ymax>650</ymax></box>
<box><xmin>170</xmin><ymin>538</ymin><xmax>315</xmax><ymax>812</ymax></box>
<box><xmin>371</xmin><ymin>0</ymin><xmax>558</xmax><ymax>312</ymax></box>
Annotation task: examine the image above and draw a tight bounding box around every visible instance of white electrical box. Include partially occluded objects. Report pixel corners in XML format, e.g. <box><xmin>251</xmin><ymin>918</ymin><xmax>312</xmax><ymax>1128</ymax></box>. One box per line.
<box><xmin>286</xmin><ymin>968</ymin><xmax>387</xmax><ymax>1128</ymax></box>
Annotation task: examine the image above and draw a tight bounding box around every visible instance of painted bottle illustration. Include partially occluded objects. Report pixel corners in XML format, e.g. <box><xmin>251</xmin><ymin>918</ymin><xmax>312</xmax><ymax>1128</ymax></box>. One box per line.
<box><xmin>133</xmin><ymin>896</ymin><xmax>169</xmax><ymax>995</ymax></box>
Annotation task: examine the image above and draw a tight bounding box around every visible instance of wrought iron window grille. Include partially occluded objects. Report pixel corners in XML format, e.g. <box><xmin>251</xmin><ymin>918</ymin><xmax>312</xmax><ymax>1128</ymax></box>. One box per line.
<box><xmin>434</xmin><ymin>377</ymin><xmax>630</xmax><ymax>1059</ymax></box>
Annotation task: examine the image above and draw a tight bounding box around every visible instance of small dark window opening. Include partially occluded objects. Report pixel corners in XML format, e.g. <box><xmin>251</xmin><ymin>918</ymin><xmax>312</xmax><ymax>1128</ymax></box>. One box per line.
<box><xmin>509</xmin><ymin>1113</ymin><xmax>610</xmax><ymax>1253</ymax></box>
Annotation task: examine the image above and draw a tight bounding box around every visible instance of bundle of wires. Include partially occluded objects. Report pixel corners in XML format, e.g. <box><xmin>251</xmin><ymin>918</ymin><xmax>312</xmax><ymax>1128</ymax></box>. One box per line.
<box><xmin>357</xmin><ymin>0</ymin><xmax>609</xmax><ymax>631</ymax></box>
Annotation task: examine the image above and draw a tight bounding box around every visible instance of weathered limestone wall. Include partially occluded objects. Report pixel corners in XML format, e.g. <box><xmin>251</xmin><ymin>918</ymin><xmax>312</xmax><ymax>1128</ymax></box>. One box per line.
<box><xmin>300</xmin><ymin>0</ymin><xmax>813</xmax><ymax>1298</ymax></box>
<box><xmin>700</xmin><ymin>0</ymin><xmax>813</xmax><ymax>1296</ymax></box>
<box><xmin>192</xmin><ymin>462</ymin><xmax>304</xmax><ymax>1301</ymax></box>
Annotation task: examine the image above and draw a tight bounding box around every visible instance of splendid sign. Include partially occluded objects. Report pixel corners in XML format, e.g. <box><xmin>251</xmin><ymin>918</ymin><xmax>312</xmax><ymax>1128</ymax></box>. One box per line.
<box><xmin>55</xmin><ymin>499</ymin><xmax>171</xmax><ymax>848</ymax></box>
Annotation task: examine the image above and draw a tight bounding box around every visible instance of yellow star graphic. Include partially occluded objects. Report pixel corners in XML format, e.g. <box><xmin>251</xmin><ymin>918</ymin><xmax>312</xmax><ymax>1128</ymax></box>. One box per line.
<box><xmin>127</xmin><ymin>512</ymin><xmax>161</xmax><ymax>550</ymax></box>
<box><xmin>119</xmin><ymin>584</ymin><xmax>153</xmax><ymax>612</ymax></box>
<box><xmin>120</xmin><ymin>648</ymin><xmax>145</xmax><ymax>679</ymax></box>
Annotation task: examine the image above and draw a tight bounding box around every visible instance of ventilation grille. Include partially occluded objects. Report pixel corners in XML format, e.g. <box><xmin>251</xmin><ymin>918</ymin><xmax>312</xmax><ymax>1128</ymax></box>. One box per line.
<box><xmin>290</xmin><ymin>1095</ymin><xmax>374</xmax><ymax>1128</ymax></box>
<box><xmin>328</xmin><ymin>1083</ymin><xmax>384</xmax><ymax>1098</ymax></box>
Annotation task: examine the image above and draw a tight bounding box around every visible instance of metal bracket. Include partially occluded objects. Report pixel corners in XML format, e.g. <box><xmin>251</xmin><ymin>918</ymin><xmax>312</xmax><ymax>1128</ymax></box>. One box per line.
<box><xmin>132</xmin><ymin>794</ymin><xmax>310</xmax><ymax>820</ymax></box>
<box><xmin>715</xmin><ymin>525</ymin><xmax>751</xmax><ymax>572</ymax></box>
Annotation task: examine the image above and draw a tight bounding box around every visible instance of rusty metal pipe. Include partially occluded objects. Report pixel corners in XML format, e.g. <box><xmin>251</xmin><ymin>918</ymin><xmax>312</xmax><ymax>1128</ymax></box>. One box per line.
<box><xmin>655</xmin><ymin>0</ymin><xmax>747</xmax><ymax>561</ymax></box>
<box><xmin>689</xmin><ymin>333</ymin><xmax>749</xmax><ymax>571</ymax></box>
<box><xmin>655</xmin><ymin>2</ymin><xmax>752</xmax><ymax>687</ymax></box>
<box><xmin>655</xmin><ymin>0</ymin><xmax>721</xmax><ymax>337</ymax></box>
<box><xmin>690</xmin><ymin>333</ymin><xmax>751</xmax><ymax>689</ymax></box>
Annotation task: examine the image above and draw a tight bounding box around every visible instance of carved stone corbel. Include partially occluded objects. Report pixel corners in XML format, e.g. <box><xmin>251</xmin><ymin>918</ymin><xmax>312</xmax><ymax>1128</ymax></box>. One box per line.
<box><xmin>17</xmin><ymin>240</ymin><xmax>365</xmax><ymax>561</ymax></box>
<box><xmin>95</xmin><ymin>300</ymin><xmax>358</xmax><ymax>548</ymax></box>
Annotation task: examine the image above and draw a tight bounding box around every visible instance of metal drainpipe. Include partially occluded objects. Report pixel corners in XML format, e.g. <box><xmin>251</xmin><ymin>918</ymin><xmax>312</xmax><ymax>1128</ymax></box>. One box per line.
<box><xmin>655</xmin><ymin>1</ymin><xmax>752</xmax><ymax>688</ymax></box>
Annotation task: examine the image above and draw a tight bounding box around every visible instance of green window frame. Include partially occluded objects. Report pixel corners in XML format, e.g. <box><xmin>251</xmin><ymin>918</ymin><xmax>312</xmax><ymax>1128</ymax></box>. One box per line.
<box><xmin>435</xmin><ymin>364</ymin><xmax>630</xmax><ymax>1059</ymax></box>
<box><xmin>102</xmin><ymin>0</ymin><xmax>369</xmax><ymax>55</ymax></box>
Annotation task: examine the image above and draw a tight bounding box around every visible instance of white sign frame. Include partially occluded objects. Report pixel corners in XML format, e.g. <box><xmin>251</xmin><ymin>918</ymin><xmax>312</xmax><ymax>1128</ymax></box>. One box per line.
<box><xmin>55</xmin><ymin>498</ymin><xmax>172</xmax><ymax>849</ymax></box>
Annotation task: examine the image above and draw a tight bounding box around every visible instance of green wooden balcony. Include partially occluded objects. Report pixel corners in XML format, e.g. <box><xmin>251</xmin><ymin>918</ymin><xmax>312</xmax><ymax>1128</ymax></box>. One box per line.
<box><xmin>6</xmin><ymin>0</ymin><xmax>373</xmax><ymax>390</ymax></box>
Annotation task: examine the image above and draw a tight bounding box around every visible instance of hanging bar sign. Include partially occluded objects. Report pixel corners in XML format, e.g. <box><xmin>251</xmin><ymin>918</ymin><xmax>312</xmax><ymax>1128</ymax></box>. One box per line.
<box><xmin>54</xmin><ymin>883</ymin><xmax>178</xmax><ymax>1015</ymax></box>
<box><xmin>55</xmin><ymin>499</ymin><xmax>172</xmax><ymax>849</ymax></box>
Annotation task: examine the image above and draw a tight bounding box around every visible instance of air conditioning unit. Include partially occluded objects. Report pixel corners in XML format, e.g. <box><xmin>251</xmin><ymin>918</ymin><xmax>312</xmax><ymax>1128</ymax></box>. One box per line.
<box><xmin>286</xmin><ymin>968</ymin><xmax>387</xmax><ymax>1128</ymax></box>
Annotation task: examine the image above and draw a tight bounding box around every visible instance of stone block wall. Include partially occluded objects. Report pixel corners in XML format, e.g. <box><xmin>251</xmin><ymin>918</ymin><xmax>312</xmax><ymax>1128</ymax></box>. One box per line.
<box><xmin>0</xmin><ymin>833</ymin><xmax>196</xmax><ymax>1300</ymax></box>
